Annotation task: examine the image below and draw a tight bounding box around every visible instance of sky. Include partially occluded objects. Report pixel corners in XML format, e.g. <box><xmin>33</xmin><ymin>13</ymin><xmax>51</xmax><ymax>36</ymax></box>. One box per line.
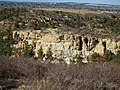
<box><xmin>1</xmin><ymin>0</ymin><xmax>120</xmax><ymax>5</ymax></box>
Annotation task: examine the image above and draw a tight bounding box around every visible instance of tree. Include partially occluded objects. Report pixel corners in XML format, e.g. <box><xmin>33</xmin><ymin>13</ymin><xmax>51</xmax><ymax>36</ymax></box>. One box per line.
<box><xmin>22</xmin><ymin>41</ymin><xmax>34</xmax><ymax>58</ymax></box>
<box><xmin>0</xmin><ymin>27</ymin><xmax>14</xmax><ymax>56</ymax></box>
<box><xmin>46</xmin><ymin>48</ymin><xmax>54</xmax><ymax>61</ymax></box>
<box><xmin>114</xmin><ymin>51</ymin><xmax>120</xmax><ymax>64</ymax></box>
<box><xmin>103</xmin><ymin>50</ymin><xmax>115</xmax><ymax>62</ymax></box>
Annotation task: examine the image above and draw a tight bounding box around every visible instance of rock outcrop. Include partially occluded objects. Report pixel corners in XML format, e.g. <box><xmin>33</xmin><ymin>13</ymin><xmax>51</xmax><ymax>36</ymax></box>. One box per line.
<box><xmin>12</xmin><ymin>28</ymin><xmax>120</xmax><ymax>64</ymax></box>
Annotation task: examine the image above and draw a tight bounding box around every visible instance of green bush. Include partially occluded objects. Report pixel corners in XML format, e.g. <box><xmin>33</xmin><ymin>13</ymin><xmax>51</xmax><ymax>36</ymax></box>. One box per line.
<box><xmin>103</xmin><ymin>50</ymin><xmax>115</xmax><ymax>62</ymax></box>
<box><xmin>71</xmin><ymin>57</ymin><xmax>83</xmax><ymax>64</ymax></box>
<box><xmin>0</xmin><ymin>27</ymin><xmax>14</xmax><ymax>56</ymax></box>
<box><xmin>22</xmin><ymin>41</ymin><xmax>34</xmax><ymax>58</ymax></box>
<box><xmin>113</xmin><ymin>51</ymin><xmax>120</xmax><ymax>64</ymax></box>
<box><xmin>46</xmin><ymin>49</ymin><xmax>54</xmax><ymax>61</ymax></box>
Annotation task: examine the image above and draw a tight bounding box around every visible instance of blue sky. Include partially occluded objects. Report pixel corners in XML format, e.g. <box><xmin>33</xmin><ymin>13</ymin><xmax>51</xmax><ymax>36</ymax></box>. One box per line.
<box><xmin>1</xmin><ymin>0</ymin><xmax>120</xmax><ymax>5</ymax></box>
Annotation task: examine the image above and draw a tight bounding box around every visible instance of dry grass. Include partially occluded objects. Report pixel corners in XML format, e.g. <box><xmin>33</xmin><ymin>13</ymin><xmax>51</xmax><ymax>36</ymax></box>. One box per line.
<box><xmin>0</xmin><ymin>56</ymin><xmax>120</xmax><ymax>90</ymax></box>
<box><xmin>33</xmin><ymin>8</ymin><xmax>103</xmax><ymax>14</ymax></box>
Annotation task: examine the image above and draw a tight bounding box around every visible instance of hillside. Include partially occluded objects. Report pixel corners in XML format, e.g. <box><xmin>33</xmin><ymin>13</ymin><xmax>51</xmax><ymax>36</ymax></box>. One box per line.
<box><xmin>0</xmin><ymin>2</ymin><xmax>120</xmax><ymax>90</ymax></box>
<box><xmin>0</xmin><ymin>7</ymin><xmax>120</xmax><ymax>63</ymax></box>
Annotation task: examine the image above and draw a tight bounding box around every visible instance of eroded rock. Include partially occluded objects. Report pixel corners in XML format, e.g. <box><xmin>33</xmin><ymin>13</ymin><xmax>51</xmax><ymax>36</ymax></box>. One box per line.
<box><xmin>12</xmin><ymin>28</ymin><xmax>120</xmax><ymax>64</ymax></box>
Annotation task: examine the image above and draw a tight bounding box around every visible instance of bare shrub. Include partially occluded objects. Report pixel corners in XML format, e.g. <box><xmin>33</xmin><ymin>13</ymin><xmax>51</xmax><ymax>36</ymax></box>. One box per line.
<box><xmin>0</xmin><ymin>56</ymin><xmax>47</xmax><ymax>80</ymax></box>
<box><xmin>38</xmin><ymin>63</ymin><xmax>120</xmax><ymax>90</ymax></box>
<box><xmin>0</xmin><ymin>55</ymin><xmax>120</xmax><ymax>90</ymax></box>
<box><xmin>0</xmin><ymin>56</ymin><xmax>47</xmax><ymax>89</ymax></box>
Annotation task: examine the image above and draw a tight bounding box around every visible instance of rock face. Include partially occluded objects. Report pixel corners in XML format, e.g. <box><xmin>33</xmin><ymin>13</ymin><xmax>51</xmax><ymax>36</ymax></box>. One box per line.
<box><xmin>13</xmin><ymin>28</ymin><xmax>120</xmax><ymax>64</ymax></box>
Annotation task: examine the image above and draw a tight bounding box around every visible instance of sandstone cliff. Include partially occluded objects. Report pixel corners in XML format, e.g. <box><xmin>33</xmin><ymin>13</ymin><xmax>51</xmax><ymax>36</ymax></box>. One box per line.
<box><xmin>12</xmin><ymin>28</ymin><xmax>120</xmax><ymax>64</ymax></box>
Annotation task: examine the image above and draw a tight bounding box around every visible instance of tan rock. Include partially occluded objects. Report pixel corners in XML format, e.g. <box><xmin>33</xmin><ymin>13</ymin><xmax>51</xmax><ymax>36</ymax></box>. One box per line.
<box><xmin>12</xmin><ymin>29</ymin><xmax>120</xmax><ymax>64</ymax></box>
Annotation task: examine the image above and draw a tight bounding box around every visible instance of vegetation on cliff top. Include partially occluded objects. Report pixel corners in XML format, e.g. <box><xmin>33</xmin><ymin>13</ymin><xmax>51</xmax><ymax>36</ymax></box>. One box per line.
<box><xmin>0</xmin><ymin>8</ymin><xmax>120</xmax><ymax>34</ymax></box>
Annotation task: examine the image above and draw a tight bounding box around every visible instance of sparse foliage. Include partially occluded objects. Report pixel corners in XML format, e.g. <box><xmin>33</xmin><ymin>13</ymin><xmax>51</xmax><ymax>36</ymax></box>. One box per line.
<box><xmin>113</xmin><ymin>51</ymin><xmax>120</xmax><ymax>64</ymax></box>
<box><xmin>0</xmin><ymin>56</ymin><xmax>120</xmax><ymax>90</ymax></box>
<box><xmin>103</xmin><ymin>50</ymin><xmax>115</xmax><ymax>62</ymax></box>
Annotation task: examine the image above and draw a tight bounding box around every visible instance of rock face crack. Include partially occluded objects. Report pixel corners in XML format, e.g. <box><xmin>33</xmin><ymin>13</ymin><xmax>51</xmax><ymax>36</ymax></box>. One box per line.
<box><xmin>78</xmin><ymin>36</ymin><xmax>82</xmax><ymax>51</ymax></box>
